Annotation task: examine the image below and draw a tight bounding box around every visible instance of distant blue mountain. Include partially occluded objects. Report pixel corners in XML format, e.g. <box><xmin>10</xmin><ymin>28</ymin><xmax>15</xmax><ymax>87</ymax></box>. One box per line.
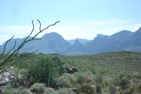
<box><xmin>67</xmin><ymin>38</ymin><xmax>89</xmax><ymax>45</ymax></box>
<box><xmin>64</xmin><ymin>39</ymin><xmax>90</xmax><ymax>55</ymax></box>
<box><xmin>0</xmin><ymin>27</ymin><xmax>141</xmax><ymax>55</ymax></box>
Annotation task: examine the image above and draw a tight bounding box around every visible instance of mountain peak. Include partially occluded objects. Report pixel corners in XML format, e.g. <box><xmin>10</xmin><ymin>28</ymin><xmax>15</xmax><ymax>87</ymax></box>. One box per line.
<box><xmin>133</xmin><ymin>27</ymin><xmax>141</xmax><ymax>35</ymax></box>
<box><xmin>72</xmin><ymin>39</ymin><xmax>83</xmax><ymax>47</ymax></box>
<box><xmin>0</xmin><ymin>28</ymin><xmax>141</xmax><ymax>55</ymax></box>
<box><xmin>139</xmin><ymin>27</ymin><xmax>141</xmax><ymax>30</ymax></box>
<box><xmin>96</xmin><ymin>34</ymin><xmax>106</xmax><ymax>37</ymax></box>
<box><xmin>42</xmin><ymin>32</ymin><xmax>64</xmax><ymax>40</ymax></box>
<box><xmin>137</xmin><ymin>27</ymin><xmax>141</xmax><ymax>32</ymax></box>
<box><xmin>75</xmin><ymin>39</ymin><xmax>80</xmax><ymax>43</ymax></box>
<box><xmin>111</xmin><ymin>30</ymin><xmax>132</xmax><ymax>38</ymax></box>
<box><xmin>67</xmin><ymin>38</ymin><xmax>88</xmax><ymax>45</ymax></box>
<box><xmin>42</xmin><ymin>32</ymin><xmax>60</xmax><ymax>37</ymax></box>
<box><xmin>64</xmin><ymin>39</ymin><xmax>89</xmax><ymax>54</ymax></box>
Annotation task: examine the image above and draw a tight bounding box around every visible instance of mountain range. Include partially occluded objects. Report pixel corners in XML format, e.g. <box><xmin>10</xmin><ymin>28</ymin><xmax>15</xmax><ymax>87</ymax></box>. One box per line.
<box><xmin>0</xmin><ymin>27</ymin><xmax>141</xmax><ymax>55</ymax></box>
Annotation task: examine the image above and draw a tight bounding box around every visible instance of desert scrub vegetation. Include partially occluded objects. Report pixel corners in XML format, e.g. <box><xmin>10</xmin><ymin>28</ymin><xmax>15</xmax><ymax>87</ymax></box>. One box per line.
<box><xmin>0</xmin><ymin>20</ymin><xmax>61</xmax><ymax>93</ymax></box>
<box><xmin>1</xmin><ymin>50</ymin><xmax>141</xmax><ymax>94</ymax></box>
<box><xmin>1</xmin><ymin>19</ymin><xmax>141</xmax><ymax>94</ymax></box>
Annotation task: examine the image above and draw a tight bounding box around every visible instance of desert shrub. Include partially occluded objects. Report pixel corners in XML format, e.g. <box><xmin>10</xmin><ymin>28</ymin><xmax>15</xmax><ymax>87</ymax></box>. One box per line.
<box><xmin>18</xmin><ymin>68</ymin><xmax>28</xmax><ymax>81</ymax></box>
<box><xmin>132</xmin><ymin>72</ymin><xmax>141</xmax><ymax>79</ymax></box>
<box><xmin>19</xmin><ymin>89</ymin><xmax>32</xmax><ymax>94</ymax></box>
<box><xmin>49</xmin><ymin>88</ymin><xmax>76</xmax><ymax>94</ymax></box>
<box><xmin>17</xmin><ymin>74</ymin><xmax>27</xmax><ymax>86</ymax></box>
<box><xmin>132</xmin><ymin>78</ymin><xmax>141</xmax><ymax>84</ymax></box>
<box><xmin>102</xmin><ymin>76</ymin><xmax>112</xmax><ymax>87</ymax></box>
<box><xmin>84</xmin><ymin>70</ymin><xmax>95</xmax><ymax>78</ymax></box>
<box><xmin>74</xmin><ymin>72</ymin><xmax>86</xmax><ymax>85</ymax></box>
<box><xmin>75</xmin><ymin>71</ymin><xmax>95</xmax><ymax>86</ymax></box>
<box><xmin>30</xmin><ymin>83</ymin><xmax>45</xmax><ymax>94</ymax></box>
<box><xmin>119</xmin><ymin>75</ymin><xmax>130</xmax><ymax>90</ymax></box>
<box><xmin>96</xmin><ymin>84</ymin><xmax>102</xmax><ymax>93</ymax></box>
<box><xmin>44</xmin><ymin>87</ymin><xmax>55</xmax><ymax>94</ymax></box>
<box><xmin>54</xmin><ymin>73</ymin><xmax>76</xmax><ymax>88</ymax></box>
<box><xmin>28</xmin><ymin>56</ymin><xmax>58</xmax><ymax>87</ymax></box>
<box><xmin>96</xmin><ymin>68</ymin><xmax>109</xmax><ymax>75</ymax></box>
<box><xmin>122</xmin><ymin>87</ymin><xmax>134</xmax><ymax>94</ymax></box>
<box><xmin>19</xmin><ymin>68</ymin><xmax>28</xmax><ymax>75</ymax></box>
<box><xmin>136</xmin><ymin>84</ymin><xmax>141</xmax><ymax>93</ymax></box>
<box><xmin>44</xmin><ymin>88</ymin><xmax>72</xmax><ymax>94</ymax></box>
<box><xmin>94</xmin><ymin>74</ymin><xmax>103</xmax><ymax>84</ymax></box>
<box><xmin>52</xmin><ymin>56</ymin><xmax>65</xmax><ymax>75</ymax></box>
<box><xmin>17</xmin><ymin>69</ymin><xmax>29</xmax><ymax>87</ymax></box>
<box><xmin>138</xmin><ymin>84</ymin><xmax>141</xmax><ymax>92</ymax></box>
<box><xmin>114</xmin><ymin>73</ymin><xmax>130</xmax><ymax>90</ymax></box>
<box><xmin>109</xmin><ymin>85</ymin><xmax>117</xmax><ymax>94</ymax></box>
<box><xmin>79</xmin><ymin>62</ymin><xmax>96</xmax><ymax>74</ymax></box>
<box><xmin>79</xmin><ymin>83</ymin><xmax>95</xmax><ymax>94</ymax></box>
<box><xmin>84</xmin><ymin>75</ymin><xmax>95</xmax><ymax>84</ymax></box>
<box><xmin>13</xmin><ymin>54</ymin><xmax>32</xmax><ymax>69</ymax></box>
<box><xmin>3</xmin><ymin>86</ymin><xmax>23</xmax><ymax>94</ymax></box>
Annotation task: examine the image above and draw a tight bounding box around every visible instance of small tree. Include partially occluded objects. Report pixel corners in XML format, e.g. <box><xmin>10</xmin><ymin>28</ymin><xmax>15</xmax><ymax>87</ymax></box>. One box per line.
<box><xmin>28</xmin><ymin>56</ymin><xmax>58</xmax><ymax>87</ymax></box>
<box><xmin>0</xmin><ymin>19</ymin><xmax>60</xmax><ymax>73</ymax></box>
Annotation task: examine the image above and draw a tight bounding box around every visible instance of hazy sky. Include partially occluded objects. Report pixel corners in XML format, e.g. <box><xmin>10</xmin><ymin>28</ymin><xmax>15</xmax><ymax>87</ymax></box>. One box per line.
<box><xmin>0</xmin><ymin>0</ymin><xmax>141</xmax><ymax>44</ymax></box>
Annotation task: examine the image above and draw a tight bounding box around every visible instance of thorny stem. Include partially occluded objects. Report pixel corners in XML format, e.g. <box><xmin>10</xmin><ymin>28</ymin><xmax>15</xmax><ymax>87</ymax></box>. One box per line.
<box><xmin>0</xmin><ymin>20</ymin><xmax>60</xmax><ymax>73</ymax></box>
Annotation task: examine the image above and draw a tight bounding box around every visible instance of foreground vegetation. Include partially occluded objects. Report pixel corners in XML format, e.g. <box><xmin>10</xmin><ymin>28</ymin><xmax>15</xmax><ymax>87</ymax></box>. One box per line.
<box><xmin>0</xmin><ymin>51</ymin><xmax>141</xmax><ymax>94</ymax></box>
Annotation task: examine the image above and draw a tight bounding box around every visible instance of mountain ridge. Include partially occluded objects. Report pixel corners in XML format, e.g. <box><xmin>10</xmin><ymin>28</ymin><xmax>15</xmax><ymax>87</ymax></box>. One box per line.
<box><xmin>0</xmin><ymin>27</ymin><xmax>141</xmax><ymax>55</ymax></box>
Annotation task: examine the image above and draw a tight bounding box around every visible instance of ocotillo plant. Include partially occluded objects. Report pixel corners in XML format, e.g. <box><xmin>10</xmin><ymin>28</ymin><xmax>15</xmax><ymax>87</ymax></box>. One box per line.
<box><xmin>0</xmin><ymin>19</ymin><xmax>60</xmax><ymax>74</ymax></box>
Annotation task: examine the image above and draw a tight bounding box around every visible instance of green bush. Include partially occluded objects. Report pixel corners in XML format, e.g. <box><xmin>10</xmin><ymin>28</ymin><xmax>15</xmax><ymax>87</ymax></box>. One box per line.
<box><xmin>123</xmin><ymin>88</ymin><xmax>134</xmax><ymax>94</ymax></box>
<box><xmin>119</xmin><ymin>76</ymin><xmax>129</xmax><ymax>90</ymax></box>
<box><xmin>44</xmin><ymin>87</ymin><xmax>76</xmax><ymax>94</ymax></box>
<box><xmin>75</xmin><ymin>72</ymin><xmax>86</xmax><ymax>85</ymax></box>
<box><xmin>79</xmin><ymin>62</ymin><xmax>96</xmax><ymax>74</ymax></box>
<box><xmin>132</xmin><ymin>72</ymin><xmax>141</xmax><ymax>79</ymax></box>
<box><xmin>102</xmin><ymin>76</ymin><xmax>112</xmax><ymax>87</ymax></box>
<box><xmin>50</xmin><ymin>88</ymin><xmax>76</xmax><ymax>94</ymax></box>
<box><xmin>114</xmin><ymin>73</ymin><xmax>130</xmax><ymax>90</ymax></box>
<box><xmin>19</xmin><ymin>68</ymin><xmax>28</xmax><ymax>75</ymax></box>
<box><xmin>94</xmin><ymin>74</ymin><xmax>103</xmax><ymax>84</ymax></box>
<box><xmin>75</xmin><ymin>71</ymin><xmax>95</xmax><ymax>85</ymax></box>
<box><xmin>136</xmin><ymin>84</ymin><xmax>141</xmax><ymax>93</ymax></box>
<box><xmin>30</xmin><ymin>83</ymin><xmax>45</xmax><ymax>94</ymax></box>
<box><xmin>28</xmin><ymin>56</ymin><xmax>58</xmax><ymax>87</ymax></box>
<box><xmin>79</xmin><ymin>83</ymin><xmax>95</xmax><ymax>94</ymax></box>
<box><xmin>96</xmin><ymin>84</ymin><xmax>102</xmax><ymax>93</ymax></box>
<box><xmin>54</xmin><ymin>73</ymin><xmax>76</xmax><ymax>88</ymax></box>
<box><xmin>109</xmin><ymin>85</ymin><xmax>117</xmax><ymax>94</ymax></box>
<box><xmin>44</xmin><ymin>87</ymin><xmax>55</xmax><ymax>94</ymax></box>
<box><xmin>3</xmin><ymin>86</ymin><xmax>23</xmax><ymax>94</ymax></box>
<box><xmin>19</xmin><ymin>89</ymin><xmax>32</xmax><ymax>94</ymax></box>
<box><xmin>52</xmin><ymin>56</ymin><xmax>65</xmax><ymax>75</ymax></box>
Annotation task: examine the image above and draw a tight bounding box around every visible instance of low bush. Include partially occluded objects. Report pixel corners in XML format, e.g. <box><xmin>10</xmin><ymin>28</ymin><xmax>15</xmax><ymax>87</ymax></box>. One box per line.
<box><xmin>96</xmin><ymin>84</ymin><xmax>102</xmax><ymax>93</ymax></box>
<box><xmin>132</xmin><ymin>72</ymin><xmax>141</xmax><ymax>79</ymax></box>
<box><xmin>54</xmin><ymin>73</ymin><xmax>76</xmax><ymax>88</ymax></box>
<box><xmin>113</xmin><ymin>73</ymin><xmax>130</xmax><ymax>90</ymax></box>
<box><xmin>49</xmin><ymin>88</ymin><xmax>76</xmax><ymax>94</ymax></box>
<box><xmin>79</xmin><ymin>83</ymin><xmax>95</xmax><ymax>94</ymax></box>
<box><xmin>19</xmin><ymin>89</ymin><xmax>32</xmax><ymax>94</ymax></box>
<box><xmin>94</xmin><ymin>74</ymin><xmax>103</xmax><ymax>84</ymax></box>
<box><xmin>75</xmin><ymin>72</ymin><xmax>86</xmax><ymax>85</ymax></box>
<box><xmin>3</xmin><ymin>86</ymin><xmax>23</xmax><ymax>94</ymax></box>
<box><xmin>109</xmin><ymin>85</ymin><xmax>117</xmax><ymax>94</ymax></box>
<box><xmin>30</xmin><ymin>83</ymin><xmax>45</xmax><ymax>94</ymax></box>
<box><xmin>19</xmin><ymin>68</ymin><xmax>28</xmax><ymax>76</ymax></box>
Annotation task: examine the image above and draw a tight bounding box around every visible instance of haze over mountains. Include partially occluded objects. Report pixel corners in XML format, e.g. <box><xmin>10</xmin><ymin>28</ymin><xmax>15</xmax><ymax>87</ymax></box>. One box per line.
<box><xmin>0</xmin><ymin>27</ymin><xmax>141</xmax><ymax>55</ymax></box>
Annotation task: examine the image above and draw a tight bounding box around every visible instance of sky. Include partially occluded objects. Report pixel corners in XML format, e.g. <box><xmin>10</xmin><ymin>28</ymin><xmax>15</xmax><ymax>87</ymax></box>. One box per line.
<box><xmin>0</xmin><ymin>0</ymin><xmax>141</xmax><ymax>45</ymax></box>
